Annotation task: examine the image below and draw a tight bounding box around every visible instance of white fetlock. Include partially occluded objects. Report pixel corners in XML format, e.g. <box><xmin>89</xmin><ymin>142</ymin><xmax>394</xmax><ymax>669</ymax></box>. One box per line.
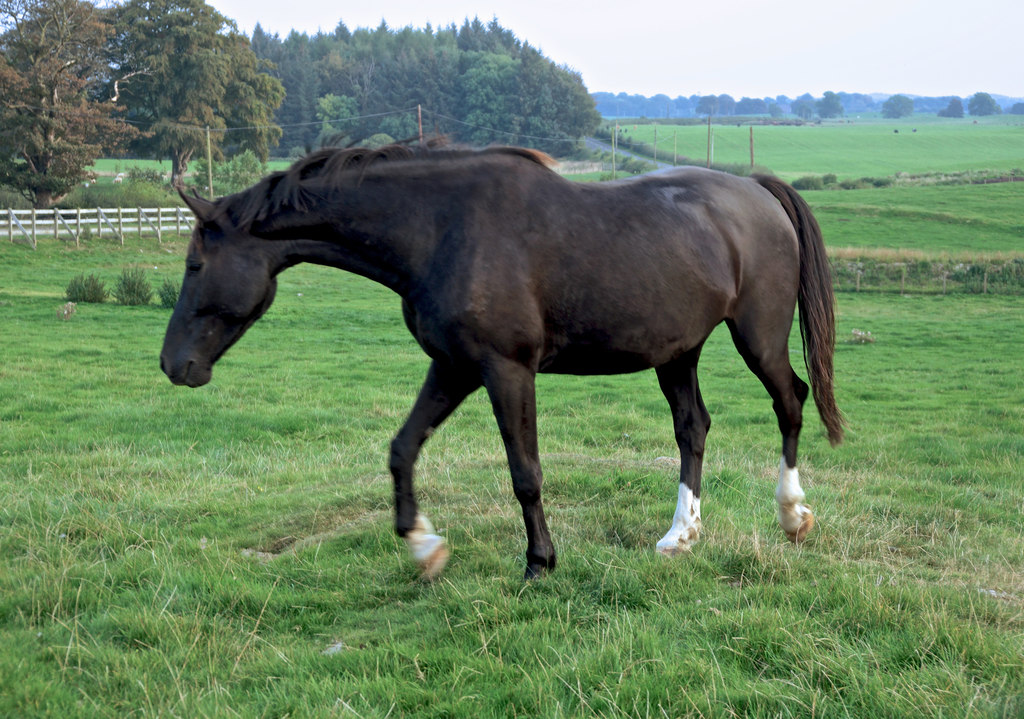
<box><xmin>656</xmin><ymin>484</ymin><xmax>701</xmax><ymax>556</ymax></box>
<box><xmin>404</xmin><ymin>513</ymin><xmax>449</xmax><ymax>580</ymax></box>
<box><xmin>776</xmin><ymin>458</ymin><xmax>815</xmax><ymax>543</ymax></box>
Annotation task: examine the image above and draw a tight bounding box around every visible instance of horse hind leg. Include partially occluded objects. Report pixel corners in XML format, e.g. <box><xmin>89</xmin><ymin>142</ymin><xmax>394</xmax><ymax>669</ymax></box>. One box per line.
<box><xmin>654</xmin><ymin>349</ymin><xmax>711</xmax><ymax>555</ymax></box>
<box><xmin>726</xmin><ymin>319</ymin><xmax>816</xmax><ymax>543</ymax></box>
<box><xmin>482</xmin><ymin>358</ymin><xmax>555</xmax><ymax>579</ymax></box>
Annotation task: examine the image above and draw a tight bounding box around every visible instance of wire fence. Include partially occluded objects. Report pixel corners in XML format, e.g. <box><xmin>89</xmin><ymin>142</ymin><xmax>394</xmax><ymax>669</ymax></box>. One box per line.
<box><xmin>4</xmin><ymin>207</ymin><xmax>195</xmax><ymax>248</ymax></box>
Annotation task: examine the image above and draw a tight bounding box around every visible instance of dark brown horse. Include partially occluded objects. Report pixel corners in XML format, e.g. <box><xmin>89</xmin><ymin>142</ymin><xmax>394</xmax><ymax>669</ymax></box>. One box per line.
<box><xmin>162</xmin><ymin>144</ymin><xmax>843</xmax><ymax>579</ymax></box>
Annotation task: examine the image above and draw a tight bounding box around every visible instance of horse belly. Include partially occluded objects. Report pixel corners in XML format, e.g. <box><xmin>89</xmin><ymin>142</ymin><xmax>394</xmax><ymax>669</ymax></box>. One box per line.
<box><xmin>538</xmin><ymin>315</ymin><xmax>717</xmax><ymax>376</ymax></box>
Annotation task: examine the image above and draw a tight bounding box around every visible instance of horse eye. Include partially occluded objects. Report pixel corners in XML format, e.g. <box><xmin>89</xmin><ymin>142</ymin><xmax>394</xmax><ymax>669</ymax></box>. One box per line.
<box><xmin>186</xmin><ymin>261</ymin><xmax>203</xmax><ymax>274</ymax></box>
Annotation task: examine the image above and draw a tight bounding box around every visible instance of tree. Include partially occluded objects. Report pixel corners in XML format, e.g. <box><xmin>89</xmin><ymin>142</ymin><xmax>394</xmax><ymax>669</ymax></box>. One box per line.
<box><xmin>108</xmin><ymin>0</ymin><xmax>284</xmax><ymax>184</ymax></box>
<box><xmin>0</xmin><ymin>0</ymin><xmax>135</xmax><ymax>207</ymax></box>
<box><xmin>735</xmin><ymin>97</ymin><xmax>768</xmax><ymax>115</ymax></box>
<box><xmin>937</xmin><ymin>98</ymin><xmax>964</xmax><ymax>118</ymax></box>
<box><xmin>791</xmin><ymin>98</ymin><xmax>815</xmax><ymax>120</ymax></box>
<box><xmin>881</xmin><ymin>94</ymin><xmax>914</xmax><ymax>119</ymax></box>
<box><xmin>695</xmin><ymin>95</ymin><xmax>719</xmax><ymax>116</ymax></box>
<box><xmin>816</xmin><ymin>91</ymin><xmax>843</xmax><ymax>119</ymax></box>
<box><xmin>1009</xmin><ymin>102</ymin><xmax>1024</xmax><ymax>115</ymax></box>
<box><xmin>967</xmin><ymin>92</ymin><xmax>1001</xmax><ymax>116</ymax></box>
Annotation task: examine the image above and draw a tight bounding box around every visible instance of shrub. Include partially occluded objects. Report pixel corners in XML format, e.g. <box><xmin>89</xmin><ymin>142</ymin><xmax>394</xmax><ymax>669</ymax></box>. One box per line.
<box><xmin>792</xmin><ymin>175</ymin><xmax>825</xmax><ymax>191</ymax></box>
<box><xmin>60</xmin><ymin>180</ymin><xmax>180</xmax><ymax>209</ymax></box>
<box><xmin>65</xmin><ymin>273</ymin><xmax>108</xmax><ymax>303</ymax></box>
<box><xmin>114</xmin><ymin>267</ymin><xmax>153</xmax><ymax>306</ymax></box>
<box><xmin>157</xmin><ymin>278</ymin><xmax>180</xmax><ymax>309</ymax></box>
<box><xmin>127</xmin><ymin>167</ymin><xmax>166</xmax><ymax>184</ymax></box>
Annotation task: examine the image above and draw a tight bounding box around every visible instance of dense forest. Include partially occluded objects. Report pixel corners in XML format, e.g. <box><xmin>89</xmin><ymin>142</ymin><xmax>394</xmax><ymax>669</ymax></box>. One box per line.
<box><xmin>250</xmin><ymin>17</ymin><xmax>601</xmax><ymax>157</ymax></box>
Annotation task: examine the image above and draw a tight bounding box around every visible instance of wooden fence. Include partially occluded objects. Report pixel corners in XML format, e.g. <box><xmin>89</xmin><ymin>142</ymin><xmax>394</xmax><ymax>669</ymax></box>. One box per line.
<box><xmin>4</xmin><ymin>207</ymin><xmax>196</xmax><ymax>249</ymax></box>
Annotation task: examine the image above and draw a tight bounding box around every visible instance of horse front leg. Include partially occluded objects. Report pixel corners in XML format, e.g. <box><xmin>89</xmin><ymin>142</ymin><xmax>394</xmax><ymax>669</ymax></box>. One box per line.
<box><xmin>654</xmin><ymin>351</ymin><xmax>711</xmax><ymax>555</ymax></box>
<box><xmin>390</xmin><ymin>361</ymin><xmax>479</xmax><ymax>579</ymax></box>
<box><xmin>483</xmin><ymin>359</ymin><xmax>555</xmax><ymax>579</ymax></box>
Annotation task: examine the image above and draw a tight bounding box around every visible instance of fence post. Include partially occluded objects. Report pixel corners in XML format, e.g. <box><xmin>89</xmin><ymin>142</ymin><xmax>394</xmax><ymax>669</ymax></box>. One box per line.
<box><xmin>76</xmin><ymin>208</ymin><xmax>81</xmax><ymax>245</ymax></box>
<box><xmin>31</xmin><ymin>209</ymin><xmax>37</xmax><ymax>246</ymax></box>
<box><xmin>117</xmin><ymin>207</ymin><xmax>123</xmax><ymax>244</ymax></box>
<box><xmin>7</xmin><ymin>209</ymin><xmax>11</xmax><ymax>243</ymax></box>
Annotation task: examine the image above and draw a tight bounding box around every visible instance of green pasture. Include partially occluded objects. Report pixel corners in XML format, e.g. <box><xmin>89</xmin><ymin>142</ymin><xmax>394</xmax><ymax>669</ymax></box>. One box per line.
<box><xmin>1</xmin><ymin>209</ymin><xmax>1022</xmax><ymax>716</ymax></box>
<box><xmin>617</xmin><ymin>117</ymin><xmax>1024</xmax><ymax>180</ymax></box>
<box><xmin>806</xmin><ymin>181</ymin><xmax>1024</xmax><ymax>254</ymax></box>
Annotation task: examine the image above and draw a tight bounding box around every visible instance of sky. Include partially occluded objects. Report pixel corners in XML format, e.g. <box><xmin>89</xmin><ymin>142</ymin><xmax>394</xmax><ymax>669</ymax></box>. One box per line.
<box><xmin>207</xmin><ymin>0</ymin><xmax>1022</xmax><ymax>100</ymax></box>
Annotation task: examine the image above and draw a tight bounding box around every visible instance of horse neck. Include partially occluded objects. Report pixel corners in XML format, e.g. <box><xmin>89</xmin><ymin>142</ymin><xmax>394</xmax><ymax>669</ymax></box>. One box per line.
<box><xmin>257</xmin><ymin>182</ymin><xmax>436</xmax><ymax>296</ymax></box>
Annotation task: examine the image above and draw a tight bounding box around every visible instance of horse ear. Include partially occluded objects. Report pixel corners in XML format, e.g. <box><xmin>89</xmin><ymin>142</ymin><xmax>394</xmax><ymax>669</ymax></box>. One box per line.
<box><xmin>178</xmin><ymin>186</ymin><xmax>216</xmax><ymax>224</ymax></box>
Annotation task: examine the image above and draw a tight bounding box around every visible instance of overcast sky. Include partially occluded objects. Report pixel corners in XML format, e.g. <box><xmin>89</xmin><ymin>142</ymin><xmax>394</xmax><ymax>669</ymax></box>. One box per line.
<box><xmin>207</xmin><ymin>0</ymin><xmax>1021</xmax><ymax>99</ymax></box>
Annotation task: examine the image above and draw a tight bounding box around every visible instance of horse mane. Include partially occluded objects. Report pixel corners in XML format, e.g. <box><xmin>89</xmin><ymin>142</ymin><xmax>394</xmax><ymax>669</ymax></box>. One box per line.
<box><xmin>219</xmin><ymin>142</ymin><xmax>557</xmax><ymax>230</ymax></box>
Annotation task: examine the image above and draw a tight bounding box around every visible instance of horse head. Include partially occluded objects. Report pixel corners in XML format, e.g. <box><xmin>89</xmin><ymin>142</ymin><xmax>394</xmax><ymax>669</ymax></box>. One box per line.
<box><xmin>160</xmin><ymin>191</ymin><xmax>278</xmax><ymax>387</ymax></box>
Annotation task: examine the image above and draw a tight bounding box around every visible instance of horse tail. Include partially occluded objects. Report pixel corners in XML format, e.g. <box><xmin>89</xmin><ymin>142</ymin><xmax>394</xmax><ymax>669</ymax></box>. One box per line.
<box><xmin>755</xmin><ymin>175</ymin><xmax>845</xmax><ymax>446</ymax></box>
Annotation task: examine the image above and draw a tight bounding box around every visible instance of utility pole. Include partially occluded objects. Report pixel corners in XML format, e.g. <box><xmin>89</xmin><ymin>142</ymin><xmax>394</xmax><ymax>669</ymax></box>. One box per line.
<box><xmin>205</xmin><ymin>126</ymin><xmax>214</xmax><ymax>200</ymax></box>
<box><xmin>706</xmin><ymin>115</ymin><xmax>712</xmax><ymax>168</ymax></box>
<box><xmin>612</xmin><ymin>124</ymin><xmax>618</xmax><ymax>179</ymax></box>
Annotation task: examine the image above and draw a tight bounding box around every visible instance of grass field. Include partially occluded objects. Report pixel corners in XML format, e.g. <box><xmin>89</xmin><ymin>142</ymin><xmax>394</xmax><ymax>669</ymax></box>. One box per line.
<box><xmin>2</xmin><ymin>184</ymin><xmax>1023</xmax><ymax>719</ymax></box>
<box><xmin>616</xmin><ymin>117</ymin><xmax>1024</xmax><ymax>180</ymax></box>
<box><xmin>805</xmin><ymin>182</ymin><xmax>1024</xmax><ymax>254</ymax></box>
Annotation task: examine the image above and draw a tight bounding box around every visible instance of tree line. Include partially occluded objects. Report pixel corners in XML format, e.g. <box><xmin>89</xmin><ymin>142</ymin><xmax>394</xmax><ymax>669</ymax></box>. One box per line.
<box><xmin>593</xmin><ymin>90</ymin><xmax>1022</xmax><ymax>120</ymax></box>
<box><xmin>1</xmin><ymin>1</ymin><xmax>599</xmax><ymax>208</ymax></box>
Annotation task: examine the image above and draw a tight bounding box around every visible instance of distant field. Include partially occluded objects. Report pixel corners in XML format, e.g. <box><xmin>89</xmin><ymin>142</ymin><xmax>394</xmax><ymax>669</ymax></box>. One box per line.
<box><xmin>806</xmin><ymin>181</ymin><xmax>1024</xmax><ymax>254</ymax></box>
<box><xmin>617</xmin><ymin>117</ymin><xmax>1024</xmax><ymax>180</ymax></box>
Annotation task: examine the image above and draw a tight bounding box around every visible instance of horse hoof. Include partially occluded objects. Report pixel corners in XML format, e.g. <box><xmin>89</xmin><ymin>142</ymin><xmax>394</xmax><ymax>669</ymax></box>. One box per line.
<box><xmin>656</xmin><ymin>525</ymin><xmax>699</xmax><ymax>556</ymax></box>
<box><xmin>417</xmin><ymin>539</ymin><xmax>449</xmax><ymax>581</ymax></box>
<box><xmin>780</xmin><ymin>504</ymin><xmax>815</xmax><ymax>544</ymax></box>
<box><xmin>405</xmin><ymin>514</ymin><xmax>448</xmax><ymax>580</ymax></box>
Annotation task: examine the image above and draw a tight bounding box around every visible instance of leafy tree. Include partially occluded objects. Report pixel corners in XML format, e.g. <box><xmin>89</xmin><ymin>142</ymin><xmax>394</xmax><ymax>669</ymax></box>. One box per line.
<box><xmin>695</xmin><ymin>95</ymin><xmax>719</xmax><ymax>116</ymax></box>
<box><xmin>458</xmin><ymin>51</ymin><xmax>520</xmax><ymax>145</ymax></box>
<box><xmin>1009</xmin><ymin>102</ymin><xmax>1024</xmax><ymax>115</ymax></box>
<box><xmin>791</xmin><ymin>98</ymin><xmax>815</xmax><ymax>120</ymax></box>
<box><xmin>881</xmin><ymin>94</ymin><xmax>914</xmax><ymax>119</ymax></box>
<box><xmin>816</xmin><ymin>91</ymin><xmax>843</xmax><ymax>119</ymax></box>
<box><xmin>0</xmin><ymin>0</ymin><xmax>134</xmax><ymax>207</ymax></box>
<box><xmin>967</xmin><ymin>92</ymin><xmax>1001</xmax><ymax>116</ymax></box>
<box><xmin>938</xmin><ymin>97</ymin><xmax>964</xmax><ymax>118</ymax></box>
<box><xmin>735</xmin><ymin>97</ymin><xmax>768</xmax><ymax>115</ymax></box>
<box><xmin>108</xmin><ymin>0</ymin><xmax>284</xmax><ymax>184</ymax></box>
<box><xmin>193</xmin><ymin>149</ymin><xmax>265</xmax><ymax>196</ymax></box>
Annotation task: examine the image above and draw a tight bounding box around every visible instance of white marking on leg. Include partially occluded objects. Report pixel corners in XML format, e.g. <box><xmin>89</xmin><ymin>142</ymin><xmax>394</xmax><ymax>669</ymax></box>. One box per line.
<box><xmin>776</xmin><ymin>457</ymin><xmax>815</xmax><ymax>543</ymax></box>
<box><xmin>656</xmin><ymin>483</ymin><xmax>701</xmax><ymax>555</ymax></box>
<box><xmin>404</xmin><ymin>513</ymin><xmax>449</xmax><ymax>579</ymax></box>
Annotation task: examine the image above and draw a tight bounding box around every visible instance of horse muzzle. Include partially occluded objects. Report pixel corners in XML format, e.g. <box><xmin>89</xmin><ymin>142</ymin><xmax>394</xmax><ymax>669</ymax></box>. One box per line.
<box><xmin>160</xmin><ymin>353</ymin><xmax>212</xmax><ymax>388</ymax></box>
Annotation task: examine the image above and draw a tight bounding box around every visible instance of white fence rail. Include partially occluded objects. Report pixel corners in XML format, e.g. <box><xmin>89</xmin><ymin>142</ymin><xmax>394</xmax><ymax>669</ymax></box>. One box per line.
<box><xmin>4</xmin><ymin>207</ymin><xmax>196</xmax><ymax>249</ymax></box>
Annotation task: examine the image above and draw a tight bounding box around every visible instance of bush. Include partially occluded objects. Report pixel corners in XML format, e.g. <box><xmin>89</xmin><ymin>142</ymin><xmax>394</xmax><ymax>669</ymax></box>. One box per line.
<box><xmin>60</xmin><ymin>181</ymin><xmax>180</xmax><ymax>209</ymax></box>
<box><xmin>114</xmin><ymin>267</ymin><xmax>153</xmax><ymax>306</ymax></box>
<box><xmin>792</xmin><ymin>175</ymin><xmax>825</xmax><ymax>191</ymax></box>
<box><xmin>65</xmin><ymin>273</ymin><xmax>108</xmax><ymax>303</ymax></box>
<box><xmin>128</xmin><ymin>167</ymin><xmax>166</xmax><ymax>184</ymax></box>
<box><xmin>157</xmin><ymin>278</ymin><xmax>180</xmax><ymax>309</ymax></box>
